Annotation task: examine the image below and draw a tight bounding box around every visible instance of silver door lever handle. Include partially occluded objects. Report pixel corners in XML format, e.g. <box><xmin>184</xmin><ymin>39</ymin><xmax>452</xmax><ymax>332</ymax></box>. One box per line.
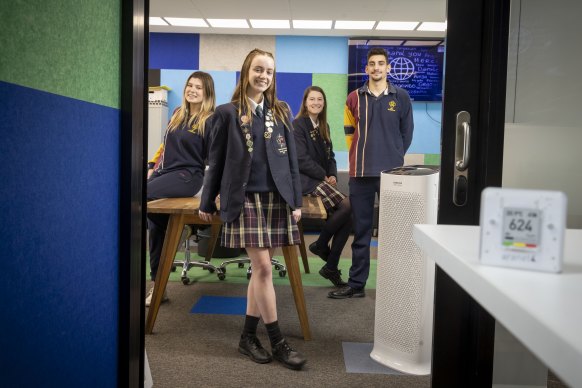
<box><xmin>455</xmin><ymin>122</ymin><xmax>470</xmax><ymax>171</ymax></box>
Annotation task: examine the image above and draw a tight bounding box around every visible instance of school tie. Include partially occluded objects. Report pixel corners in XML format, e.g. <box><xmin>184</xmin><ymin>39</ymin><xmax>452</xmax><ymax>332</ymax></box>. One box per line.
<box><xmin>255</xmin><ymin>105</ymin><xmax>263</xmax><ymax>118</ymax></box>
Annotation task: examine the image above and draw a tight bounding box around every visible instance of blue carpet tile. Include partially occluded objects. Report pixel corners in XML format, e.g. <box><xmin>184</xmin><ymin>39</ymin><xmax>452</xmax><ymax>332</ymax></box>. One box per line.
<box><xmin>190</xmin><ymin>295</ymin><xmax>247</xmax><ymax>315</ymax></box>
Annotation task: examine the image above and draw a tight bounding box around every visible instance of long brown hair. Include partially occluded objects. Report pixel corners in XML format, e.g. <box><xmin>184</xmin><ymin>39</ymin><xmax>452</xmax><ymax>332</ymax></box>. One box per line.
<box><xmin>297</xmin><ymin>86</ymin><xmax>330</xmax><ymax>142</ymax></box>
<box><xmin>167</xmin><ymin>71</ymin><xmax>216</xmax><ymax>135</ymax></box>
<box><xmin>231</xmin><ymin>48</ymin><xmax>291</xmax><ymax>128</ymax></box>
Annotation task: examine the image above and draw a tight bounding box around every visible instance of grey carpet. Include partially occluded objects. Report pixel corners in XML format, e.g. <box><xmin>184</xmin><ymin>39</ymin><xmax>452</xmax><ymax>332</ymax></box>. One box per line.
<box><xmin>146</xmin><ymin>281</ymin><xmax>430</xmax><ymax>388</ymax></box>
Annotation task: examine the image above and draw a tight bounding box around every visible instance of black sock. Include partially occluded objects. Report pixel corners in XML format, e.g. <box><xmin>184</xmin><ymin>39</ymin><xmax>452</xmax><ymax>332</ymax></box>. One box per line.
<box><xmin>242</xmin><ymin>315</ymin><xmax>260</xmax><ymax>337</ymax></box>
<box><xmin>265</xmin><ymin>320</ymin><xmax>284</xmax><ymax>347</ymax></box>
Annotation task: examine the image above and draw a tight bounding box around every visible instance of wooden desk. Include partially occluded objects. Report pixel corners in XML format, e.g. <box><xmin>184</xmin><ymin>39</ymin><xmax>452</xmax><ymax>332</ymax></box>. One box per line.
<box><xmin>146</xmin><ymin>196</ymin><xmax>326</xmax><ymax>340</ymax></box>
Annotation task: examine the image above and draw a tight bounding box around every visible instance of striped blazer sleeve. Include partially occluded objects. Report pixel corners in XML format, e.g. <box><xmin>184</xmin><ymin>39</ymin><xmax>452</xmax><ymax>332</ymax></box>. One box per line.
<box><xmin>344</xmin><ymin>91</ymin><xmax>358</xmax><ymax>150</ymax></box>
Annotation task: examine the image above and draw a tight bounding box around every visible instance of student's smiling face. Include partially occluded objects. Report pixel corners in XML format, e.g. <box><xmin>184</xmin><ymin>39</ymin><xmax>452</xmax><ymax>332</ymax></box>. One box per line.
<box><xmin>305</xmin><ymin>90</ymin><xmax>325</xmax><ymax>116</ymax></box>
<box><xmin>246</xmin><ymin>54</ymin><xmax>274</xmax><ymax>96</ymax></box>
<box><xmin>366</xmin><ymin>54</ymin><xmax>390</xmax><ymax>82</ymax></box>
<box><xmin>184</xmin><ymin>77</ymin><xmax>204</xmax><ymax>105</ymax></box>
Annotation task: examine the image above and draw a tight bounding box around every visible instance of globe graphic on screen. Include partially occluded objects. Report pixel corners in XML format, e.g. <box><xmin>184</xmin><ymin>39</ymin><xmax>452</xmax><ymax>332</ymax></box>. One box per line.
<box><xmin>389</xmin><ymin>57</ymin><xmax>415</xmax><ymax>81</ymax></box>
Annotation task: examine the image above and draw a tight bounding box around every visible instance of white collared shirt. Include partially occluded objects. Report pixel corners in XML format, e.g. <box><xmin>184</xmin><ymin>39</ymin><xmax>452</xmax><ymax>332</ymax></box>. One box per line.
<box><xmin>309</xmin><ymin>117</ymin><xmax>319</xmax><ymax>129</ymax></box>
<box><xmin>247</xmin><ymin>95</ymin><xmax>264</xmax><ymax>115</ymax></box>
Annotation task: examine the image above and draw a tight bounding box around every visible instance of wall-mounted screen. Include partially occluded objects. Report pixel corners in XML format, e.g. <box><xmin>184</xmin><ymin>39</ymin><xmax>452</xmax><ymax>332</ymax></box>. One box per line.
<box><xmin>348</xmin><ymin>42</ymin><xmax>445</xmax><ymax>101</ymax></box>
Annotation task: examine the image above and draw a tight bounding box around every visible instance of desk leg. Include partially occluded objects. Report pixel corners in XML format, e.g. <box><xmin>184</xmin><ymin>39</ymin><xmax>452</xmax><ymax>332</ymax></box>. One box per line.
<box><xmin>281</xmin><ymin>245</ymin><xmax>312</xmax><ymax>341</ymax></box>
<box><xmin>205</xmin><ymin>222</ymin><xmax>221</xmax><ymax>262</ymax></box>
<box><xmin>146</xmin><ymin>213</ymin><xmax>185</xmax><ymax>334</ymax></box>
<box><xmin>297</xmin><ymin>221</ymin><xmax>310</xmax><ymax>273</ymax></box>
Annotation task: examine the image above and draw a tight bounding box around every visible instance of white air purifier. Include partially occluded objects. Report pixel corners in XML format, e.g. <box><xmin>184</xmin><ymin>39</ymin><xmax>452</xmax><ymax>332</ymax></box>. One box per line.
<box><xmin>370</xmin><ymin>165</ymin><xmax>439</xmax><ymax>375</ymax></box>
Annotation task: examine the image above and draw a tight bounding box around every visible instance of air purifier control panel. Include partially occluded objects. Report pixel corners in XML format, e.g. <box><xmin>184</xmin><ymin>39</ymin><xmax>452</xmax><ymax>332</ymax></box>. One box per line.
<box><xmin>480</xmin><ymin>188</ymin><xmax>566</xmax><ymax>273</ymax></box>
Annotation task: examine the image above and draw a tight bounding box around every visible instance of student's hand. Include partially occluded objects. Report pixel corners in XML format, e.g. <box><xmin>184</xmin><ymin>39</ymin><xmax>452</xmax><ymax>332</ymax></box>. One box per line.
<box><xmin>326</xmin><ymin>176</ymin><xmax>337</xmax><ymax>186</ymax></box>
<box><xmin>292</xmin><ymin>208</ymin><xmax>301</xmax><ymax>223</ymax></box>
<box><xmin>147</xmin><ymin>168</ymin><xmax>154</xmax><ymax>179</ymax></box>
<box><xmin>199</xmin><ymin>210</ymin><xmax>215</xmax><ymax>223</ymax></box>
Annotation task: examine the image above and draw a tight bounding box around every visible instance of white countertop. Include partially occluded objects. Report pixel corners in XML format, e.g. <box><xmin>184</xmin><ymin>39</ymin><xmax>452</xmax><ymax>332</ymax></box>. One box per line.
<box><xmin>413</xmin><ymin>224</ymin><xmax>582</xmax><ymax>388</ymax></box>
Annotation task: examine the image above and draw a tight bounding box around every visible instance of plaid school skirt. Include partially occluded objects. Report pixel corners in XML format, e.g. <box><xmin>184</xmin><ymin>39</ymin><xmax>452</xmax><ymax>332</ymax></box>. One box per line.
<box><xmin>222</xmin><ymin>191</ymin><xmax>300</xmax><ymax>248</ymax></box>
<box><xmin>307</xmin><ymin>181</ymin><xmax>346</xmax><ymax>211</ymax></box>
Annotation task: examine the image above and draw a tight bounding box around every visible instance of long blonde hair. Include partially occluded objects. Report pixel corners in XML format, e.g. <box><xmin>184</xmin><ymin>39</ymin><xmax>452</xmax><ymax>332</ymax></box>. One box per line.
<box><xmin>231</xmin><ymin>48</ymin><xmax>291</xmax><ymax>128</ymax></box>
<box><xmin>167</xmin><ymin>71</ymin><xmax>215</xmax><ymax>135</ymax></box>
<box><xmin>296</xmin><ymin>86</ymin><xmax>330</xmax><ymax>142</ymax></box>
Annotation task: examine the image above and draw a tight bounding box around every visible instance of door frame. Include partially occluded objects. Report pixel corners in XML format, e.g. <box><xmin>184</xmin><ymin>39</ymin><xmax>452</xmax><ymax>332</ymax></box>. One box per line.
<box><xmin>119</xmin><ymin>0</ymin><xmax>148</xmax><ymax>386</ymax></box>
<box><xmin>433</xmin><ymin>0</ymin><xmax>510</xmax><ymax>386</ymax></box>
<box><xmin>117</xmin><ymin>0</ymin><xmax>512</xmax><ymax>385</ymax></box>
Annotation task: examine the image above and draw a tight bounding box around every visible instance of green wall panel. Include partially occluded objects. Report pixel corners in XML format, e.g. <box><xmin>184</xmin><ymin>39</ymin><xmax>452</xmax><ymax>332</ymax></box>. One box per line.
<box><xmin>424</xmin><ymin>153</ymin><xmax>441</xmax><ymax>165</ymax></box>
<box><xmin>312</xmin><ymin>73</ymin><xmax>348</xmax><ymax>152</ymax></box>
<box><xmin>0</xmin><ymin>1</ymin><xmax>120</xmax><ymax>108</ymax></box>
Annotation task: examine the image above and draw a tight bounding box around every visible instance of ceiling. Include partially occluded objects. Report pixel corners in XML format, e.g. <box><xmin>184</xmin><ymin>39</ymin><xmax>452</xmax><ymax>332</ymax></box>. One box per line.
<box><xmin>150</xmin><ymin>0</ymin><xmax>447</xmax><ymax>38</ymax></box>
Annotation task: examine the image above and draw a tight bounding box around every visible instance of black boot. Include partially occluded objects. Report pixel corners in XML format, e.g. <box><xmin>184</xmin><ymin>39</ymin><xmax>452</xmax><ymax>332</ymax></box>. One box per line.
<box><xmin>309</xmin><ymin>241</ymin><xmax>330</xmax><ymax>262</ymax></box>
<box><xmin>319</xmin><ymin>266</ymin><xmax>347</xmax><ymax>287</ymax></box>
<box><xmin>272</xmin><ymin>339</ymin><xmax>307</xmax><ymax>370</ymax></box>
<box><xmin>238</xmin><ymin>334</ymin><xmax>272</xmax><ymax>364</ymax></box>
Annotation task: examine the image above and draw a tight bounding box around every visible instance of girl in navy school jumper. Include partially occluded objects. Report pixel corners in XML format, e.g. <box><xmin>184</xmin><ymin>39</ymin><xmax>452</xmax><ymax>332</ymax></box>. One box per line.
<box><xmin>199</xmin><ymin>49</ymin><xmax>307</xmax><ymax>371</ymax></box>
<box><xmin>146</xmin><ymin>71</ymin><xmax>216</xmax><ymax>306</ymax></box>
<box><xmin>292</xmin><ymin>86</ymin><xmax>352</xmax><ymax>288</ymax></box>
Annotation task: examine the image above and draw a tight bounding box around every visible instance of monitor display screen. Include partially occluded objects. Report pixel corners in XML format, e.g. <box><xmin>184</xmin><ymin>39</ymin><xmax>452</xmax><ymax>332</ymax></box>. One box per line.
<box><xmin>348</xmin><ymin>43</ymin><xmax>445</xmax><ymax>101</ymax></box>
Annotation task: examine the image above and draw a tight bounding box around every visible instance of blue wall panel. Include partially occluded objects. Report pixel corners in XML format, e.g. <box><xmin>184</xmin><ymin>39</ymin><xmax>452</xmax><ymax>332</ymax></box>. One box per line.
<box><xmin>207</xmin><ymin>70</ymin><xmax>237</xmax><ymax>106</ymax></box>
<box><xmin>407</xmin><ymin>102</ymin><xmax>442</xmax><ymax>154</ymax></box>
<box><xmin>276</xmin><ymin>36</ymin><xmax>349</xmax><ymax>74</ymax></box>
<box><xmin>150</xmin><ymin>33</ymin><xmax>200</xmax><ymax>70</ymax></box>
<box><xmin>275</xmin><ymin>72</ymin><xmax>313</xmax><ymax>117</ymax></box>
<box><xmin>0</xmin><ymin>81</ymin><xmax>118</xmax><ymax>386</ymax></box>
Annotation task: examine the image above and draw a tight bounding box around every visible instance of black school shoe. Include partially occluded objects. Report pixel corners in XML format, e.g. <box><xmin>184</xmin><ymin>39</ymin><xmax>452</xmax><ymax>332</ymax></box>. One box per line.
<box><xmin>272</xmin><ymin>339</ymin><xmax>307</xmax><ymax>370</ymax></box>
<box><xmin>319</xmin><ymin>266</ymin><xmax>347</xmax><ymax>287</ymax></box>
<box><xmin>238</xmin><ymin>334</ymin><xmax>272</xmax><ymax>364</ymax></box>
<box><xmin>328</xmin><ymin>285</ymin><xmax>366</xmax><ymax>299</ymax></box>
<box><xmin>309</xmin><ymin>241</ymin><xmax>330</xmax><ymax>262</ymax></box>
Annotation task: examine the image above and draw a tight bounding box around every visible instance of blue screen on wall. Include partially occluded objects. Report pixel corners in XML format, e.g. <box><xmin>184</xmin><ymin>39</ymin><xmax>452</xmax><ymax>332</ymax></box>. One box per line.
<box><xmin>348</xmin><ymin>44</ymin><xmax>444</xmax><ymax>101</ymax></box>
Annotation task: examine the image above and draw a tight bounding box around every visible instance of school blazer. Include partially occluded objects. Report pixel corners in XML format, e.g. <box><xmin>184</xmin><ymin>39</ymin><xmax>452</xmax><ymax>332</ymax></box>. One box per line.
<box><xmin>200</xmin><ymin>102</ymin><xmax>302</xmax><ymax>223</ymax></box>
<box><xmin>292</xmin><ymin>116</ymin><xmax>338</xmax><ymax>195</ymax></box>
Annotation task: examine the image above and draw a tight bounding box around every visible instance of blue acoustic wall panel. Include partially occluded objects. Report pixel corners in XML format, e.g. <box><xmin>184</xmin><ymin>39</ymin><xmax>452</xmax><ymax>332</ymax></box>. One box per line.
<box><xmin>150</xmin><ymin>33</ymin><xmax>200</xmax><ymax>70</ymax></box>
<box><xmin>0</xmin><ymin>81</ymin><xmax>118</xmax><ymax>386</ymax></box>
<box><xmin>207</xmin><ymin>70</ymin><xmax>237</xmax><ymax>106</ymax></box>
<box><xmin>275</xmin><ymin>72</ymin><xmax>313</xmax><ymax>117</ymax></box>
<box><xmin>407</xmin><ymin>102</ymin><xmax>442</xmax><ymax>154</ymax></box>
<box><xmin>276</xmin><ymin>36</ymin><xmax>349</xmax><ymax>74</ymax></box>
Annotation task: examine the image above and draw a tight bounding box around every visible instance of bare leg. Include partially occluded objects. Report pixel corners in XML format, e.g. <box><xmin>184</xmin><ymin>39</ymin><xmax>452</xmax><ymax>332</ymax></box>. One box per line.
<box><xmin>246</xmin><ymin>247</ymin><xmax>278</xmax><ymax>323</ymax></box>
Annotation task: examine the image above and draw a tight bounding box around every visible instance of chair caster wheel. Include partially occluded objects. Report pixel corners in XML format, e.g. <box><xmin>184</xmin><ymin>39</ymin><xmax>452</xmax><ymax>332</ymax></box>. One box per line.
<box><xmin>181</xmin><ymin>277</ymin><xmax>190</xmax><ymax>285</ymax></box>
<box><xmin>238</xmin><ymin>263</ymin><xmax>245</xmax><ymax>268</ymax></box>
<box><xmin>279</xmin><ymin>270</ymin><xmax>287</xmax><ymax>277</ymax></box>
<box><xmin>221</xmin><ymin>267</ymin><xmax>227</xmax><ymax>274</ymax></box>
<box><xmin>208</xmin><ymin>268</ymin><xmax>215</xmax><ymax>273</ymax></box>
<box><xmin>171</xmin><ymin>265</ymin><xmax>177</xmax><ymax>272</ymax></box>
<box><xmin>218</xmin><ymin>273</ymin><xmax>226</xmax><ymax>281</ymax></box>
<box><xmin>247</xmin><ymin>273</ymin><xmax>252</xmax><ymax>280</ymax></box>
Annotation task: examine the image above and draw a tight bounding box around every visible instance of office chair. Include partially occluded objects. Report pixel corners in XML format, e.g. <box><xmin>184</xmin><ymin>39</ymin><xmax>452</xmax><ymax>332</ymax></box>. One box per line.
<box><xmin>172</xmin><ymin>225</ymin><xmax>225</xmax><ymax>284</ymax></box>
<box><xmin>218</xmin><ymin>254</ymin><xmax>287</xmax><ymax>280</ymax></box>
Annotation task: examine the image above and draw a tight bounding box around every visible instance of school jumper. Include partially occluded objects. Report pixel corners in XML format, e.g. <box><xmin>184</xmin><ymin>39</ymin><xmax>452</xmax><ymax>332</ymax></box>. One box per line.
<box><xmin>147</xmin><ymin>119</ymin><xmax>210</xmax><ymax>280</ymax></box>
